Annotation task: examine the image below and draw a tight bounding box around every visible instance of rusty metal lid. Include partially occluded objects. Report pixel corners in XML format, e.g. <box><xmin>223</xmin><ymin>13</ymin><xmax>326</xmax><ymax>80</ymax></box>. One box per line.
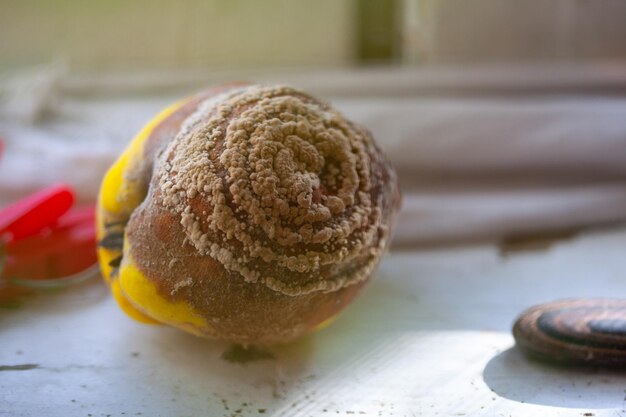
<box><xmin>513</xmin><ymin>298</ymin><xmax>626</xmax><ymax>367</ymax></box>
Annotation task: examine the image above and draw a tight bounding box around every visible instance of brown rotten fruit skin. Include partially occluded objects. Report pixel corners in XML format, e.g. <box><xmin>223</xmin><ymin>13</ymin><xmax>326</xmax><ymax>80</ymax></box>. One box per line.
<box><xmin>97</xmin><ymin>84</ymin><xmax>401</xmax><ymax>344</ymax></box>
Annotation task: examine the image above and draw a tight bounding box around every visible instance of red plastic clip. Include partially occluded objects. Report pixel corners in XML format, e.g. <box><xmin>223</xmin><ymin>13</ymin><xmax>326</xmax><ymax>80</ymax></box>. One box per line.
<box><xmin>0</xmin><ymin>184</ymin><xmax>75</xmax><ymax>243</ymax></box>
<box><xmin>0</xmin><ymin>186</ymin><xmax>98</xmax><ymax>294</ymax></box>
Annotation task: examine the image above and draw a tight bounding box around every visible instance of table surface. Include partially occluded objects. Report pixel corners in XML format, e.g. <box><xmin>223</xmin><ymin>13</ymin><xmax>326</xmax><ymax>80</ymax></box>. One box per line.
<box><xmin>2</xmin><ymin>227</ymin><xmax>626</xmax><ymax>417</ymax></box>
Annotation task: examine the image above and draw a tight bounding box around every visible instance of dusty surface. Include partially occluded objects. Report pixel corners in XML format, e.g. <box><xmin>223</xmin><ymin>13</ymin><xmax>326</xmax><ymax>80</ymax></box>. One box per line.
<box><xmin>2</xmin><ymin>226</ymin><xmax>626</xmax><ymax>416</ymax></box>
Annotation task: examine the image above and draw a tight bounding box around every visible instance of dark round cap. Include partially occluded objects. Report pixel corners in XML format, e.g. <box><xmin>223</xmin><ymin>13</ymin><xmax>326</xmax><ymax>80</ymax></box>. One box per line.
<box><xmin>513</xmin><ymin>298</ymin><xmax>626</xmax><ymax>367</ymax></box>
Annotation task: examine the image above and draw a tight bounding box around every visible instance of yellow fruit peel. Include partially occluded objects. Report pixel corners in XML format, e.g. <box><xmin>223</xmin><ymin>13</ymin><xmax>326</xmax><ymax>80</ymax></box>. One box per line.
<box><xmin>118</xmin><ymin>242</ymin><xmax>207</xmax><ymax>336</ymax></box>
<box><xmin>97</xmin><ymin>100</ymin><xmax>185</xmax><ymax>322</ymax></box>
<box><xmin>110</xmin><ymin>278</ymin><xmax>160</xmax><ymax>324</ymax></box>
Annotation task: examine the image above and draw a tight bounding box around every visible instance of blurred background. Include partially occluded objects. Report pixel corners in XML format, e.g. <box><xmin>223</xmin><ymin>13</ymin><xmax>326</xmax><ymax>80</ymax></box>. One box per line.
<box><xmin>2</xmin><ymin>0</ymin><xmax>626</xmax><ymax>69</ymax></box>
<box><xmin>1</xmin><ymin>0</ymin><xmax>626</xmax><ymax>247</ymax></box>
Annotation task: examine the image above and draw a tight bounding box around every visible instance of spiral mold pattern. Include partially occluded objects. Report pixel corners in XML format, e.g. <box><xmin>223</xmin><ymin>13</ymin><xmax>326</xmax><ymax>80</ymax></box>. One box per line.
<box><xmin>157</xmin><ymin>85</ymin><xmax>395</xmax><ymax>296</ymax></box>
